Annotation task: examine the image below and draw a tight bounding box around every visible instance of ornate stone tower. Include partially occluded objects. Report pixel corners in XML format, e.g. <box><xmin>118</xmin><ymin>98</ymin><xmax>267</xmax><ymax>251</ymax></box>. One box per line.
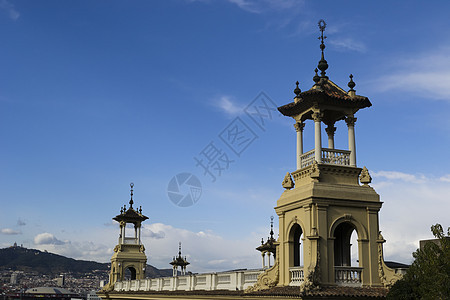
<box><xmin>104</xmin><ymin>183</ymin><xmax>148</xmax><ymax>290</ymax></box>
<box><xmin>272</xmin><ymin>20</ymin><xmax>400</xmax><ymax>289</ymax></box>
<box><xmin>169</xmin><ymin>242</ymin><xmax>190</xmax><ymax>276</ymax></box>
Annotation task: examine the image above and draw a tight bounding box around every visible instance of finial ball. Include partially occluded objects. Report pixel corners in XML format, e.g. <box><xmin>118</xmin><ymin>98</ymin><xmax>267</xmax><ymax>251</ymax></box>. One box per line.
<box><xmin>130</xmin><ymin>182</ymin><xmax>134</xmax><ymax>188</ymax></box>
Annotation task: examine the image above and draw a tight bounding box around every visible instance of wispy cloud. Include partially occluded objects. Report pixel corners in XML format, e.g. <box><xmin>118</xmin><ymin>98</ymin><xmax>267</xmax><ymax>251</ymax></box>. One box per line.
<box><xmin>370</xmin><ymin>47</ymin><xmax>450</xmax><ymax>101</ymax></box>
<box><xmin>0</xmin><ymin>0</ymin><xmax>20</xmax><ymax>20</ymax></box>
<box><xmin>1</xmin><ymin>228</ymin><xmax>22</xmax><ymax>235</ymax></box>
<box><xmin>188</xmin><ymin>0</ymin><xmax>300</xmax><ymax>14</ymax></box>
<box><xmin>227</xmin><ymin>0</ymin><xmax>298</xmax><ymax>14</ymax></box>
<box><xmin>440</xmin><ymin>174</ymin><xmax>450</xmax><ymax>182</ymax></box>
<box><xmin>215</xmin><ymin>95</ymin><xmax>243</xmax><ymax>116</ymax></box>
<box><xmin>372</xmin><ymin>170</ymin><xmax>427</xmax><ymax>184</ymax></box>
<box><xmin>329</xmin><ymin>37</ymin><xmax>366</xmax><ymax>53</ymax></box>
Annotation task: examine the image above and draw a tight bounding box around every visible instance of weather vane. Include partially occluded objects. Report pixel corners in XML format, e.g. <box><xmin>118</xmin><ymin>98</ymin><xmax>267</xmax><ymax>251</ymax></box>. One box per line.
<box><xmin>318</xmin><ymin>19</ymin><xmax>327</xmax><ymax>46</ymax></box>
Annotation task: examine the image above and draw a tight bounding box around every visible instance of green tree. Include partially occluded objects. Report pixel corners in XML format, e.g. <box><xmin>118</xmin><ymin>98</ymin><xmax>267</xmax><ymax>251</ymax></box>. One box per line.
<box><xmin>387</xmin><ymin>224</ymin><xmax>450</xmax><ymax>300</ymax></box>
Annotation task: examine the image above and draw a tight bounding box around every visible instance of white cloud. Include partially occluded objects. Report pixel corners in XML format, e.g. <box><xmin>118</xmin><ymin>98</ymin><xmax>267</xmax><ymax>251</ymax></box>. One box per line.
<box><xmin>1</xmin><ymin>228</ymin><xmax>21</xmax><ymax>235</ymax></box>
<box><xmin>370</xmin><ymin>47</ymin><xmax>450</xmax><ymax>101</ymax></box>
<box><xmin>371</xmin><ymin>170</ymin><xmax>450</xmax><ymax>264</ymax></box>
<box><xmin>140</xmin><ymin>223</ymin><xmax>262</xmax><ymax>272</ymax></box>
<box><xmin>34</xmin><ymin>232</ymin><xmax>66</xmax><ymax>245</ymax></box>
<box><xmin>439</xmin><ymin>174</ymin><xmax>450</xmax><ymax>182</ymax></box>
<box><xmin>215</xmin><ymin>96</ymin><xmax>243</xmax><ymax>116</ymax></box>
<box><xmin>0</xmin><ymin>0</ymin><xmax>19</xmax><ymax>20</ymax></box>
<box><xmin>372</xmin><ymin>170</ymin><xmax>426</xmax><ymax>184</ymax></box>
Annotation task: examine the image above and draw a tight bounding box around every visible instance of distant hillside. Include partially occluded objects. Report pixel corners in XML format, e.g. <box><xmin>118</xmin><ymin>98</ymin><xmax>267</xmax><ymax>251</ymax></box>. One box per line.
<box><xmin>0</xmin><ymin>246</ymin><xmax>172</xmax><ymax>278</ymax></box>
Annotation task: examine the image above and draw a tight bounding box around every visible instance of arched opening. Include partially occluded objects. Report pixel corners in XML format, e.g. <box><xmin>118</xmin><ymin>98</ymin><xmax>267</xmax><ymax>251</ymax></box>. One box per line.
<box><xmin>289</xmin><ymin>223</ymin><xmax>303</xmax><ymax>267</ymax></box>
<box><xmin>333</xmin><ymin>222</ymin><xmax>358</xmax><ymax>266</ymax></box>
<box><xmin>124</xmin><ymin>266</ymin><xmax>136</xmax><ymax>280</ymax></box>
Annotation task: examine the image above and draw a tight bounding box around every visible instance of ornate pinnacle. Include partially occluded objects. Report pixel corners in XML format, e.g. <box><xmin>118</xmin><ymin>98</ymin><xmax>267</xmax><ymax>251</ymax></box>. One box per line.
<box><xmin>317</xmin><ymin>19</ymin><xmax>328</xmax><ymax>78</ymax></box>
<box><xmin>178</xmin><ymin>242</ymin><xmax>182</xmax><ymax>257</ymax></box>
<box><xmin>129</xmin><ymin>182</ymin><xmax>134</xmax><ymax>208</ymax></box>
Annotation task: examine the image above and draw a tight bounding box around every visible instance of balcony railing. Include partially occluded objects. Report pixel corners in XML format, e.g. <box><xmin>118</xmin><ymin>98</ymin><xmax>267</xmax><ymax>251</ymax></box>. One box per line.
<box><xmin>300</xmin><ymin>148</ymin><xmax>351</xmax><ymax>168</ymax></box>
<box><xmin>289</xmin><ymin>266</ymin><xmax>304</xmax><ymax>286</ymax></box>
<box><xmin>123</xmin><ymin>237</ymin><xmax>138</xmax><ymax>244</ymax></box>
<box><xmin>334</xmin><ymin>266</ymin><xmax>362</xmax><ymax>286</ymax></box>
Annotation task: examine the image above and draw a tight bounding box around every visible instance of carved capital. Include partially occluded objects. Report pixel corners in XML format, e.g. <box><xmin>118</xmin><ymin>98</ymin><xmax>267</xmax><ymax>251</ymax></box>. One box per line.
<box><xmin>345</xmin><ymin>116</ymin><xmax>357</xmax><ymax>126</ymax></box>
<box><xmin>312</xmin><ymin>112</ymin><xmax>323</xmax><ymax>122</ymax></box>
<box><xmin>325</xmin><ymin>125</ymin><xmax>336</xmax><ymax>136</ymax></box>
<box><xmin>293</xmin><ymin>122</ymin><xmax>305</xmax><ymax>132</ymax></box>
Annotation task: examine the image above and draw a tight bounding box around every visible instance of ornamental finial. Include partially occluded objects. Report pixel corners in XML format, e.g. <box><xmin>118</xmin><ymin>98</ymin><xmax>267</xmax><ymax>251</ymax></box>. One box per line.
<box><xmin>129</xmin><ymin>182</ymin><xmax>134</xmax><ymax>208</ymax></box>
<box><xmin>294</xmin><ymin>81</ymin><xmax>301</xmax><ymax>97</ymax></box>
<box><xmin>317</xmin><ymin>19</ymin><xmax>328</xmax><ymax>78</ymax></box>
<box><xmin>348</xmin><ymin>74</ymin><xmax>356</xmax><ymax>91</ymax></box>
<box><xmin>270</xmin><ymin>216</ymin><xmax>274</xmax><ymax>239</ymax></box>
<box><xmin>178</xmin><ymin>242</ymin><xmax>182</xmax><ymax>257</ymax></box>
<box><xmin>313</xmin><ymin>68</ymin><xmax>320</xmax><ymax>84</ymax></box>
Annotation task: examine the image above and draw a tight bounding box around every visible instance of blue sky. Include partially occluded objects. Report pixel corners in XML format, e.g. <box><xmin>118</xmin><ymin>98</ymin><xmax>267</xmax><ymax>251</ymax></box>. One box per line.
<box><xmin>1</xmin><ymin>0</ymin><xmax>450</xmax><ymax>272</ymax></box>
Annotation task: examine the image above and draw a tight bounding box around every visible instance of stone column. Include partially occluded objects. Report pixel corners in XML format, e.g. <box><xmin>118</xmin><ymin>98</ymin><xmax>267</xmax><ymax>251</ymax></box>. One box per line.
<box><xmin>261</xmin><ymin>253</ymin><xmax>265</xmax><ymax>269</ymax></box>
<box><xmin>294</xmin><ymin>122</ymin><xmax>305</xmax><ymax>169</ymax></box>
<box><xmin>312</xmin><ymin>112</ymin><xmax>322</xmax><ymax>163</ymax></box>
<box><xmin>345</xmin><ymin>116</ymin><xmax>357</xmax><ymax>167</ymax></box>
<box><xmin>138</xmin><ymin>225</ymin><xmax>141</xmax><ymax>245</ymax></box>
<box><xmin>325</xmin><ymin>124</ymin><xmax>336</xmax><ymax>149</ymax></box>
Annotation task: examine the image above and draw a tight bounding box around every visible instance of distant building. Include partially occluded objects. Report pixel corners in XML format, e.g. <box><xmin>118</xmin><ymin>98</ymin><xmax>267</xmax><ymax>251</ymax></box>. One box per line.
<box><xmin>56</xmin><ymin>274</ymin><xmax>65</xmax><ymax>287</ymax></box>
<box><xmin>10</xmin><ymin>271</ymin><xmax>20</xmax><ymax>284</ymax></box>
<box><xmin>419</xmin><ymin>237</ymin><xmax>450</xmax><ymax>250</ymax></box>
<box><xmin>87</xmin><ymin>290</ymin><xmax>102</xmax><ymax>300</ymax></box>
<box><xmin>6</xmin><ymin>287</ymin><xmax>80</xmax><ymax>299</ymax></box>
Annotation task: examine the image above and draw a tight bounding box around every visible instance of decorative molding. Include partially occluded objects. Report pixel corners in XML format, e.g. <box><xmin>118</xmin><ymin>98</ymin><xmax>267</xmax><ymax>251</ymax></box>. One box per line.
<box><xmin>359</xmin><ymin>166</ymin><xmax>372</xmax><ymax>186</ymax></box>
<box><xmin>310</xmin><ymin>160</ymin><xmax>320</xmax><ymax>181</ymax></box>
<box><xmin>282</xmin><ymin>172</ymin><xmax>295</xmax><ymax>190</ymax></box>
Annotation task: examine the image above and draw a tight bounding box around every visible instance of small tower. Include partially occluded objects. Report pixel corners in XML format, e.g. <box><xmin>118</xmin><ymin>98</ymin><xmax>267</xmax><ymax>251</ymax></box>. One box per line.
<box><xmin>105</xmin><ymin>183</ymin><xmax>148</xmax><ymax>290</ymax></box>
<box><xmin>170</xmin><ymin>242</ymin><xmax>190</xmax><ymax>276</ymax></box>
<box><xmin>272</xmin><ymin>20</ymin><xmax>398</xmax><ymax>289</ymax></box>
<box><xmin>256</xmin><ymin>216</ymin><xmax>277</xmax><ymax>269</ymax></box>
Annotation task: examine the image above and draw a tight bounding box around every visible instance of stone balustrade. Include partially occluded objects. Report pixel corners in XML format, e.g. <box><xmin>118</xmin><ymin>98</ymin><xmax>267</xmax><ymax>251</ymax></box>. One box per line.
<box><xmin>114</xmin><ymin>269</ymin><xmax>262</xmax><ymax>292</ymax></box>
<box><xmin>300</xmin><ymin>148</ymin><xmax>351</xmax><ymax>168</ymax></box>
<box><xmin>289</xmin><ymin>266</ymin><xmax>304</xmax><ymax>286</ymax></box>
<box><xmin>334</xmin><ymin>266</ymin><xmax>363</xmax><ymax>287</ymax></box>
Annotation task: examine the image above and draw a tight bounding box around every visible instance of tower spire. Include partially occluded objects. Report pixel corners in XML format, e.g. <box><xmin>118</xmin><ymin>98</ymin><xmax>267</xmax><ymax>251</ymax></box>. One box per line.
<box><xmin>129</xmin><ymin>182</ymin><xmax>134</xmax><ymax>208</ymax></box>
<box><xmin>317</xmin><ymin>19</ymin><xmax>328</xmax><ymax>78</ymax></box>
<box><xmin>178</xmin><ymin>242</ymin><xmax>182</xmax><ymax>257</ymax></box>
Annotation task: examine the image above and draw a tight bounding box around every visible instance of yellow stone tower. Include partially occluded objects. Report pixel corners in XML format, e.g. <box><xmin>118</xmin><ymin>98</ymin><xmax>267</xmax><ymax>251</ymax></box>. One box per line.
<box><xmin>253</xmin><ymin>20</ymin><xmax>402</xmax><ymax>291</ymax></box>
<box><xmin>104</xmin><ymin>183</ymin><xmax>148</xmax><ymax>291</ymax></box>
